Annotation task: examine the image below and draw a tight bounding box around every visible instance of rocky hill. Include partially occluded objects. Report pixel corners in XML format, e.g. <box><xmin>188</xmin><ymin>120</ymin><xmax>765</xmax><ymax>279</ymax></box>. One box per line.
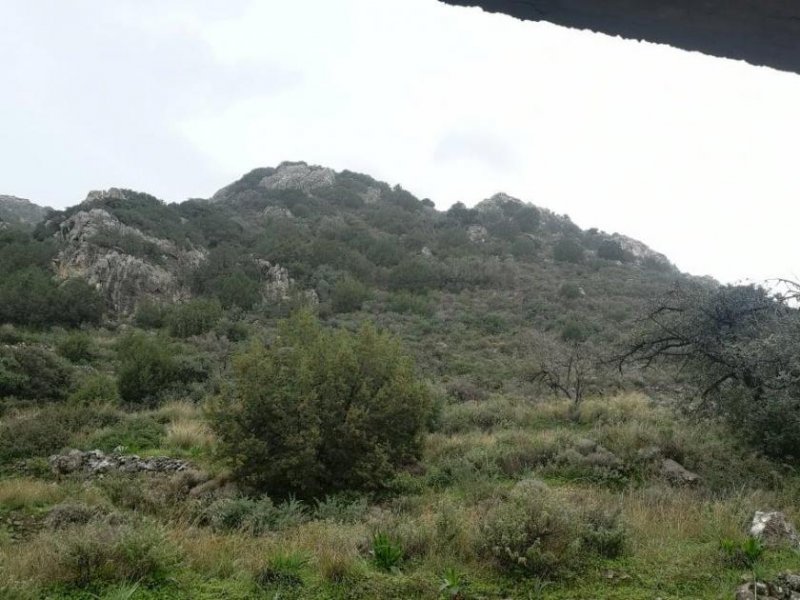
<box><xmin>4</xmin><ymin>163</ymin><xmax>798</xmax><ymax>600</ymax></box>
<box><xmin>32</xmin><ymin>162</ymin><xmax>679</xmax><ymax>322</ymax></box>
<box><xmin>0</xmin><ymin>195</ymin><xmax>50</xmax><ymax>228</ymax></box>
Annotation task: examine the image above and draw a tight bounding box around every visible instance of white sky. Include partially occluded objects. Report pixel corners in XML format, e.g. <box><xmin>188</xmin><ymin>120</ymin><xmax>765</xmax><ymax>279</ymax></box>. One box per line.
<box><xmin>2</xmin><ymin>0</ymin><xmax>799</xmax><ymax>284</ymax></box>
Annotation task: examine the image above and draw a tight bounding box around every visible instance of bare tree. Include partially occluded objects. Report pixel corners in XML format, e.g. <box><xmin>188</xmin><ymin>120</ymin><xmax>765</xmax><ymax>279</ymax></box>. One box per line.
<box><xmin>530</xmin><ymin>340</ymin><xmax>597</xmax><ymax>407</ymax></box>
<box><xmin>617</xmin><ymin>281</ymin><xmax>800</xmax><ymax>459</ymax></box>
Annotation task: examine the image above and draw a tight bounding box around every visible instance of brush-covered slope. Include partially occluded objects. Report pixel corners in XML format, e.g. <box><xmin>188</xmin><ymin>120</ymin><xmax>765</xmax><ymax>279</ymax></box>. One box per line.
<box><xmin>4</xmin><ymin>161</ymin><xmax>689</xmax><ymax>395</ymax></box>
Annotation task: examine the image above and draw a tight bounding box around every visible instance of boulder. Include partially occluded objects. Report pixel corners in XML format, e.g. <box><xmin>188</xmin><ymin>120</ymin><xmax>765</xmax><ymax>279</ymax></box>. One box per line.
<box><xmin>750</xmin><ymin>512</ymin><xmax>800</xmax><ymax>549</ymax></box>
<box><xmin>660</xmin><ymin>458</ymin><xmax>700</xmax><ymax>485</ymax></box>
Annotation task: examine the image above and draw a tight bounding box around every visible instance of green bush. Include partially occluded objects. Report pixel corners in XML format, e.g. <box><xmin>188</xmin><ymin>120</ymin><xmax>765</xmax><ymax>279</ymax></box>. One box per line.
<box><xmin>56</xmin><ymin>331</ymin><xmax>95</xmax><ymax>363</ymax></box>
<box><xmin>202</xmin><ymin>496</ymin><xmax>309</xmax><ymax>535</ymax></box>
<box><xmin>211</xmin><ymin>310</ymin><xmax>431</xmax><ymax>499</ymax></box>
<box><xmin>553</xmin><ymin>238</ymin><xmax>585</xmax><ymax>264</ymax></box>
<box><xmin>134</xmin><ymin>299</ymin><xmax>169</xmax><ymax>329</ymax></box>
<box><xmin>0</xmin><ymin>344</ymin><xmax>73</xmax><ymax>402</ymax></box>
<box><xmin>116</xmin><ymin>332</ymin><xmax>179</xmax><ymax>406</ymax></box>
<box><xmin>166</xmin><ymin>299</ymin><xmax>223</xmax><ymax>338</ymax></box>
<box><xmin>389</xmin><ymin>258</ymin><xmax>441</xmax><ymax>293</ymax></box>
<box><xmin>386</xmin><ymin>292</ymin><xmax>434</xmax><ymax>316</ymax></box>
<box><xmin>313</xmin><ymin>494</ymin><xmax>369</xmax><ymax>524</ymax></box>
<box><xmin>371</xmin><ymin>532</ymin><xmax>404</xmax><ymax>572</ymax></box>
<box><xmin>597</xmin><ymin>240</ymin><xmax>629</xmax><ymax>262</ymax></box>
<box><xmin>53</xmin><ymin>521</ymin><xmax>179</xmax><ymax>587</ymax></box>
<box><xmin>0</xmin><ymin>268</ymin><xmax>103</xmax><ymax>327</ymax></box>
<box><xmin>68</xmin><ymin>373</ymin><xmax>120</xmax><ymax>406</ymax></box>
<box><xmin>82</xmin><ymin>415</ymin><xmax>165</xmax><ymax>453</ymax></box>
<box><xmin>559</xmin><ymin>282</ymin><xmax>583</xmax><ymax>300</ymax></box>
<box><xmin>479</xmin><ymin>480</ymin><xmax>625</xmax><ymax>578</ymax></box>
<box><xmin>331</xmin><ymin>276</ymin><xmax>371</xmax><ymax>313</ymax></box>
<box><xmin>0</xmin><ymin>405</ymin><xmax>120</xmax><ymax>464</ymax></box>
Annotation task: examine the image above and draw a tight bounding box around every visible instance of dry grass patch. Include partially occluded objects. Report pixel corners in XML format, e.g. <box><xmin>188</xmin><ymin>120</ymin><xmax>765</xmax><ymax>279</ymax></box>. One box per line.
<box><xmin>166</xmin><ymin>418</ymin><xmax>215</xmax><ymax>451</ymax></box>
<box><xmin>0</xmin><ymin>478</ymin><xmax>67</xmax><ymax>510</ymax></box>
<box><xmin>156</xmin><ymin>399</ymin><xmax>202</xmax><ymax>422</ymax></box>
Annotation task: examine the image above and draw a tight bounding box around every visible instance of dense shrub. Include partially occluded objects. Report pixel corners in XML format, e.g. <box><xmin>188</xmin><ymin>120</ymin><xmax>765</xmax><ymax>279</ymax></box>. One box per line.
<box><xmin>558</xmin><ymin>282</ymin><xmax>583</xmax><ymax>300</ymax></box>
<box><xmin>0</xmin><ymin>344</ymin><xmax>73</xmax><ymax>402</ymax></box>
<box><xmin>67</xmin><ymin>373</ymin><xmax>120</xmax><ymax>406</ymax></box>
<box><xmin>211</xmin><ymin>310</ymin><xmax>432</xmax><ymax>499</ymax></box>
<box><xmin>331</xmin><ymin>277</ymin><xmax>371</xmax><ymax>313</ymax></box>
<box><xmin>0</xmin><ymin>268</ymin><xmax>104</xmax><ymax>327</ymax></box>
<box><xmin>597</xmin><ymin>240</ymin><xmax>629</xmax><ymax>262</ymax></box>
<box><xmin>553</xmin><ymin>238</ymin><xmax>585</xmax><ymax>264</ymax></box>
<box><xmin>0</xmin><ymin>405</ymin><xmax>120</xmax><ymax>464</ymax></box>
<box><xmin>389</xmin><ymin>258</ymin><xmax>441</xmax><ymax>293</ymax></box>
<box><xmin>56</xmin><ymin>331</ymin><xmax>96</xmax><ymax>363</ymax></box>
<box><xmin>479</xmin><ymin>479</ymin><xmax>625</xmax><ymax>578</ymax></box>
<box><xmin>116</xmin><ymin>332</ymin><xmax>179</xmax><ymax>406</ymax></box>
<box><xmin>51</xmin><ymin>521</ymin><xmax>180</xmax><ymax>587</ymax></box>
<box><xmin>134</xmin><ymin>299</ymin><xmax>169</xmax><ymax>329</ymax></box>
<box><xmin>166</xmin><ymin>299</ymin><xmax>223</xmax><ymax>338</ymax></box>
<box><xmin>386</xmin><ymin>292</ymin><xmax>435</xmax><ymax>316</ymax></box>
<box><xmin>82</xmin><ymin>414</ymin><xmax>165</xmax><ymax>453</ymax></box>
<box><xmin>202</xmin><ymin>496</ymin><xmax>309</xmax><ymax>534</ymax></box>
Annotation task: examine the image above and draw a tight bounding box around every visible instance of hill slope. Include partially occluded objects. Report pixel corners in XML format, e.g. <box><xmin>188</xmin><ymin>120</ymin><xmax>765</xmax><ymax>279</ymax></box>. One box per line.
<box><xmin>0</xmin><ymin>195</ymin><xmax>50</xmax><ymax>228</ymax></box>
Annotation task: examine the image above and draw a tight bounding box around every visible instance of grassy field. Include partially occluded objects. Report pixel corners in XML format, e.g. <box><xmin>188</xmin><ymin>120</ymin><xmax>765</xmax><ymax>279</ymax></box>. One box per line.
<box><xmin>2</xmin><ymin>393</ymin><xmax>799</xmax><ymax>600</ymax></box>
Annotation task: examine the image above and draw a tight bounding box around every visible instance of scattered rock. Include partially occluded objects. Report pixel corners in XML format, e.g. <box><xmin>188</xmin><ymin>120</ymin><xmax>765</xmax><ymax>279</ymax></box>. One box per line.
<box><xmin>750</xmin><ymin>511</ymin><xmax>800</xmax><ymax>549</ymax></box>
<box><xmin>49</xmin><ymin>449</ymin><xmax>192</xmax><ymax>476</ymax></box>
<box><xmin>660</xmin><ymin>458</ymin><xmax>700</xmax><ymax>485</ymax></box>
<box><xmin>735</xmin><ymin>574</ymin><xmax>800</xmax><ymax>600</ymax></box>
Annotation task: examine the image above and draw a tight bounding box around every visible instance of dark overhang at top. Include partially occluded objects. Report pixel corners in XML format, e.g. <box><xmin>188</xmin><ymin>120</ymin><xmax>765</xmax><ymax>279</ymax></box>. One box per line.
<box><xmin>440</xmin><ymin>0</ymin><xmax>800</xmax><ymax>74</ymax></box>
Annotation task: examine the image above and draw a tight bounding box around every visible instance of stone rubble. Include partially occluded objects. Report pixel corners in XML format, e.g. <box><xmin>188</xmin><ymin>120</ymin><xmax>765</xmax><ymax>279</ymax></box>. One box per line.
<box><xmin>49</xmin><ymin>449</ymin><xmax>192</xmax><ymax>476</ymax></box>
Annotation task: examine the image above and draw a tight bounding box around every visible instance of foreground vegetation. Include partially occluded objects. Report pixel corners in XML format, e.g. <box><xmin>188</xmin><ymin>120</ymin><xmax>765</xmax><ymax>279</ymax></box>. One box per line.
<box><xmin>2</xmin><ymin>379</ymin><xmax>799</xmax><ymax>599</ymax></box>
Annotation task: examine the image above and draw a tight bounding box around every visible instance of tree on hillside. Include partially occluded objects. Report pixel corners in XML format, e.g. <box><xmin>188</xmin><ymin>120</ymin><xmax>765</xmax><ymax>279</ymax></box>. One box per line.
<box><xmin>210</xmin><ymin>310</ymin><xmax>431</xmax><ymax>499</ymax></box>
<box><xmin>618</xmin><ymin>281</ymin><xmax>800</xmax><ymax>460</ymax></box>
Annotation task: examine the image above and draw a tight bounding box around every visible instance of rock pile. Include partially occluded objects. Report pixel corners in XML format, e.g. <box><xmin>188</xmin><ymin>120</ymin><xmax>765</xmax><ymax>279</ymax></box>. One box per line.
<box><xmin>49</xmin><ymin>449</ymin><xmax>192</xmax><ymax>476</ymax></box>
<box><xmin>735</xmin><ymin>573</ymin><xmax>800</xmax><ymax>600</ymax></box>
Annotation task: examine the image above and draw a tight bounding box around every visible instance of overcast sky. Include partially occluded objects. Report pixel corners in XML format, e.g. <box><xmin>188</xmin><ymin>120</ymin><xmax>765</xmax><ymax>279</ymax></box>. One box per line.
<box><xmin>2</xmin><ymin>0</ymin><xmax>799</xmax><ymax>284</ymax></box>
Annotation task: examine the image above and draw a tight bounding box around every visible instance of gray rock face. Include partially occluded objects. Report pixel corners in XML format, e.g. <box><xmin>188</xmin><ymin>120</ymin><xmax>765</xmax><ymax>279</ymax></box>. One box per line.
<box><xmin>660</xmin><ymin>458</ymin><xmax>700</xmax><ymax>485</ymax></box>
<box><xmin>49</xmin><ymin>449</ymin><xmax>192</xmax><ymax>476</ymax></box>
<box><xmin>467</xmin><ymin>225</ymin><xmax>488</xmax><ymax>243</ymax></box>
<box><xmin>253</xmin><ymin>257</ymin><xmax>293</xmax><ymax>302</ymax></box>
<box><xmin>610</xmin><ymin>233</ymin><xmax>673</xmax><ymax>270</ymax></box>
<box><xmin>750</xmin><ymin>512</ymin><xmax>800</xmax><ymax>549</ymax></box>
<box><xmin>474</xmin><ymin>192</ymin><xmax>522</xmax><ymax>214</ymax></box>
<box><xmin>260</xmin><ymin>163</ymin><xmax>336</xmax><ymax>193</ymax></box>
<box><xmin>53</xmin><ymin>203</ymin><xmax>205</xmax><ymax>313</ymax></box>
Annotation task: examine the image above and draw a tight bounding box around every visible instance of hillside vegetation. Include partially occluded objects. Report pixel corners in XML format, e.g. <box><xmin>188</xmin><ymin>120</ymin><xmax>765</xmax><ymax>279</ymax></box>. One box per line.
<box><xmin>1</xmin><ymin>163</ymin><xmax>798</xmax><ymax>599</ymax></box>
